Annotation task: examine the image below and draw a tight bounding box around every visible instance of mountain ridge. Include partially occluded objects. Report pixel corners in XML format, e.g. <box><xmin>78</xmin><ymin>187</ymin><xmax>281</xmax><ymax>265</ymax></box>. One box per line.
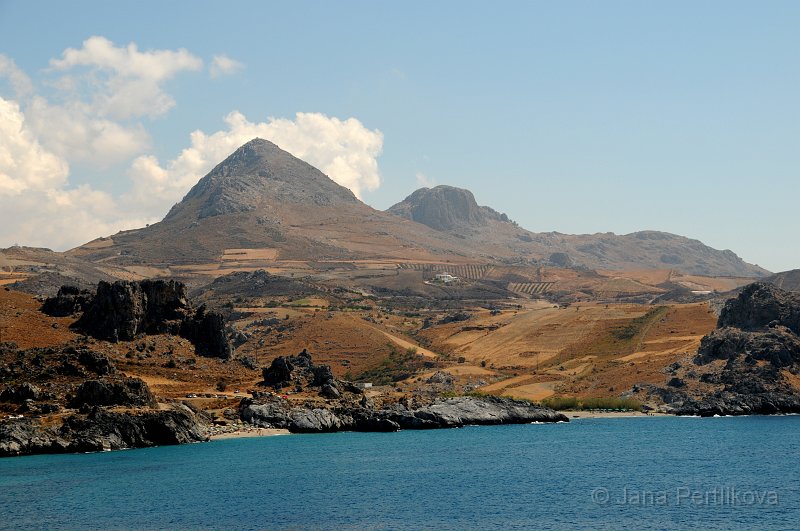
<box><xmin>64</xmin><ymin>138</ymin><xmax>768</xmax><ymax>277</ymax></box>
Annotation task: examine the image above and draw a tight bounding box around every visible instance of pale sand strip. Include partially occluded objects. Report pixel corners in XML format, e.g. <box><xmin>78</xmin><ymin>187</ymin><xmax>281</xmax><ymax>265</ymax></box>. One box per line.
<box><xmin>210</xmin><ymin>428</ymin><xmax>290</xmax><ymax>440</ymax></box>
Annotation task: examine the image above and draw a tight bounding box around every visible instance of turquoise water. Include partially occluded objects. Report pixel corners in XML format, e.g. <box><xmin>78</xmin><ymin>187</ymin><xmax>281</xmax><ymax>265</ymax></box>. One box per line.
<box><xmin>1</xmin><ymin>416</ymin><xmax>799</xmax><ymax>530</ymax></box>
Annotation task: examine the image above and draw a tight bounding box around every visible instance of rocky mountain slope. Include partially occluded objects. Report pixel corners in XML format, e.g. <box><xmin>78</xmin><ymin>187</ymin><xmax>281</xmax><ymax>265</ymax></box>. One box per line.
<box><xmin>763</xmin><ymin>269</ymin><xmax>800</xmax><ymax>292</ymax></box>
<box><xmin>388</xmin><ymin>185</ymin><xmax>768</xmax><ymax>277</ymax></box>
<box><xmin>68</xmin><ymin>139</ymin><xmax>478</xmax><ymax>266</ymax></box>
<box><xmin>59</xmin><ymin>138</ymin><xmax>766</xmax><ymax>277</ymax></box>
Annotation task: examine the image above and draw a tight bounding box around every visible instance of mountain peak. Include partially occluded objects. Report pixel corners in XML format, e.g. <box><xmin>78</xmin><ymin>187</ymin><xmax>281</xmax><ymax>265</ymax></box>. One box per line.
<box><xmin>387</xmin><ymin>185</ymin><xmax>510</xmax><ymax>231</ymax></box>
<box><xmin>165</xmin><ymin>138</ymin><xmax>360</xmax><ymax>221</ymax></box>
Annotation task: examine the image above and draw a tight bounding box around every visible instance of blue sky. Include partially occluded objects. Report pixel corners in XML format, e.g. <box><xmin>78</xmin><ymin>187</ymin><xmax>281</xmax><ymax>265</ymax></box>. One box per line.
<box><xmin>0</xmin><ymin>1</ymin><xmax>798</xmax><ymax>272</ymax></box>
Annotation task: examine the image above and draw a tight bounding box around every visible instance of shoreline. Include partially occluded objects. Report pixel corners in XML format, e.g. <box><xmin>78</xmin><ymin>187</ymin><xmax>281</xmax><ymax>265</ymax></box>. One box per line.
<box><xmin>209</xmin><ymin>428</ymin><xmax>291</xmax><ymax>440</ymax></box>
<box><xmin>562</xmin><ymin>410</ymin><xmax>669</xmax><ymax>419</ymax></box>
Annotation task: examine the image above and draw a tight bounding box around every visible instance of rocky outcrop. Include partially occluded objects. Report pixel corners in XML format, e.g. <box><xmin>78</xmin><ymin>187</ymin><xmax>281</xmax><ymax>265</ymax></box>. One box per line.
<box><xmin>179</xmin><ymin>306</ymin><xmax>232</xmax><ymax>359</ymax></box>
<box><xmin>67</xmin><ymin>378</ymin><xmax>157</xmax><ymax>409</ymax></box>
<box><xmin>717</xmin><ymin>282</ymin><xmax>800</xmax><ymax>334</ymax></box>
<box><xmin>648</xmin><ymin>283</ymin><xmax>800</xmax><ymax>416</ymax></box>
<box><xmin>0</xmin><ymin>382</ymin><xmax>41</xmax><ymax>403</ymax></box>
<box><xmin>71</xmin><ymin>279</ymin><xmax>232</xmax><ymax>359</ymax></box>
<box><xmin>240</xmin><ymin>395</ymin><xmax>568</xmax><ymax>433</ymax></box>
<box><xmin>41</xmin><ymin>285</ymin><xmax>94</xmax><ymax>317</ymax></box>
<box><xmin>75</xmin><ymin>279</ymin><xmax>189</xmax><ymax>341</ymax></box>
<box><xmin>0</xmin><ymin>405</ymin><xmax>209</xmax><ymax>457</ymax></box>
<box><xmin>261</xmin><ymin>350</ymin><xmax>341</xmax><ymax>397</ymax></box>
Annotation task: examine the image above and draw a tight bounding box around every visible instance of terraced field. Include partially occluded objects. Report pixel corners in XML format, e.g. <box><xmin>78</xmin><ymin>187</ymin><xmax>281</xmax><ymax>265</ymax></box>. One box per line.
<box><xmin>398</xmin><ymin>263</ymin><xmax>494</xmax><ymax>280</ymax></box>
<box><xmin>507</xmin><ymin>282</ymin><xmax>555</xmax><ymax>295</ymax></box>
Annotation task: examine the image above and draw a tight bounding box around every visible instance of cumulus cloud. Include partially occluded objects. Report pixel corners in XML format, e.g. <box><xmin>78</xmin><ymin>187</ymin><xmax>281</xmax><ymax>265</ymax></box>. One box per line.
<box><xmin>0</xmin><ymin>37</ymin><xmax>385</xmax><ymax>251</ymax></box>
<box><xmin>50</xmin><ymin>36</ymin><xmax>203</xmax><ymax>119</ymax></box>
<box><xmin>0</xmin><ymin>55</ymin><xmax>33</xmax><ymax>98</ymax></box>
<box><xmin>209</xmin><ymin>54</ymin><xmax>244</xmax><ymax>78</ymax></box>
<box><xmin>25</xmin><ymin>96</ymin><xmax>151</xmax><ymax>166</ymax></box>
<box><xmin>0</xmin><ymin>97</ymin><xmax>69</xmax><ymax>196</ymax></box>
<box><xmin>126</xmin><ymin>111</ymin><xmax>383</xmax><ymax>215</ymax></box>
<box><xmin>0</xmin><ymin>96</ymin><xmax>153</xmax><ymax>249</ymax></box>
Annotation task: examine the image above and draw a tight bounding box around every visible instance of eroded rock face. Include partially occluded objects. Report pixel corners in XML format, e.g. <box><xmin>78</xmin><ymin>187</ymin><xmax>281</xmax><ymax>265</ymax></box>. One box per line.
<box><xmin>239</xmin><ymin>395</ymin><xmax>568</xmax><ymax>434</ymax></box>
<box><xmin>648</xmin><ymin>283</ymin><xmax>800</xmax><ymax>416</ymax></box>
<box><xmin>71</xmin><ymin>280</ymin><xmax>232</xmax><ymax>359</ymax></box>
<box><xmin>717</xmin><ymin>282</ymin><xmax>800</xmax><ymax>334</ymax></box>
<box><xmin>41</xmin><ymin>285</ymin><xmax>94</xmax><ymax>317</ymax></box>
<box><xmin>0</xmin><ymin>405</ymin><xmax>209</xmax><ymax>457</ymax></box>
<box><xmin>75</xmin><ymin>280</ymin><xmax>188</xmax><ymax>341</ymax></box>
<box><xmin>67</xmin><ymin>378</ymin><xmax>157</xmax><ymax>409</ymax></box>
<box><xmin>260</xmin><ymin>350</ymin><xmax>338</xmax><ymax>397</ymax></box>
<box><xmin>0</xmin><ymin>382</ymin><xmax>41</xmax><ymax>403</ymax></box>
<box><xmin>180</xmin><ymin>306</ymin><xmax>232</xmax><ymax>359</ymax></box>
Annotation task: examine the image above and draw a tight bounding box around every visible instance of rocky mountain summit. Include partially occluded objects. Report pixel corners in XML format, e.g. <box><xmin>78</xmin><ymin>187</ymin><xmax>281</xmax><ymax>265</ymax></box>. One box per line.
<box><xmin>165</xmin><ymin>138</ymin><xmax>361</xmax><ymax>221</ymax></box>
<box><xmin>387</xmin><ymin>185</ymin><xmax>767</xmax><ymax>276</ymax></box>
<box><xmin>387</xmin><ymin>185</ymin><xmax>512</xmax><ymax>231</ymax></box>
<box><xmin>642</xmin><ymin>283</ymin><xmax>800</xmax><ymax>415</ymax></box>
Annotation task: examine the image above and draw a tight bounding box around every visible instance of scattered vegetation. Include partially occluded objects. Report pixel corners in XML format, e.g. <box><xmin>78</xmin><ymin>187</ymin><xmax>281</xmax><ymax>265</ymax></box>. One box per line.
<box><xmin>354</xmin><ymin>345</ymin><xmax>428</xmax><ymax>385</ymax></box>
<box><xmin>541</xmin><ymin>396</ymin><xmax>641</xmax><ymax>411</ymax></box>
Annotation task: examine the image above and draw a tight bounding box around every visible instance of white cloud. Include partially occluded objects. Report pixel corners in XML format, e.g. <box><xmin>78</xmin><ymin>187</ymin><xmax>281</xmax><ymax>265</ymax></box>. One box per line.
<box><xmin>209</xmin><ymin>54</ymin><xmax>244</xmax><ymax>78</ymax></box>
<box><xmin>0</xmin><ymin>37</ymin><xmax>385</xmax><ymax>252</ymax></box>
<box><xmin>0</xmin><ymin>96</ymin><xmax>153</xmax><ymax>249</ymax></box>
<box><xmin>0</xmin><ymin>97</ymin><xmax>69</xmax><ymax>196</ymax></box>
<box><xmin>415</xmin><ymin>172</ymin><xmax>435</xmax><ymax>188</ymax></box>
<box><xmin>50</xmin><ymin>36</ymin><xmax>203</xmax><ymax>119</ymax></box>
<box><xmin>127</xmin><ymin>111</ymin><xmax>383</xmax><ymax>216</ymax></box>
<box><xmin>0</xmin><ymin>55</ymin><xmax>33</xmax><ymax>98</ymax></box>
<box><xmin>25</xmin><ymin>96</ymin><xmax>150</xmax><ymax>166</ymax></box>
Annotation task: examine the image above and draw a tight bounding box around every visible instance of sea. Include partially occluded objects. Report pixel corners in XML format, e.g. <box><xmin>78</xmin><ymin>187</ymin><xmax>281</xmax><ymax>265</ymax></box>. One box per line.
<box><xmin>1</xmin><ymin>415</ymin><xmax>799</xmax><ymax>530</ymax></box>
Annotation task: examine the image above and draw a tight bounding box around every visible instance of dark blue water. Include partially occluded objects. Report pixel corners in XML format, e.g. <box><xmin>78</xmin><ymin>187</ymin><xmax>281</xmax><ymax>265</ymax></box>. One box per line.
<box><xmin>1</xmin><ymin>416</ymin><xmax>799</xmax><ymax>530</ymax></box>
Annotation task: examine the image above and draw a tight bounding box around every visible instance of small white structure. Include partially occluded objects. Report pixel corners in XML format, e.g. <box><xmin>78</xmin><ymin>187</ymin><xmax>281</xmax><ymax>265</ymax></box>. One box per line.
<box><xmin>434</xmin><ymin>273</ymin><xmax>458</xmax><ymax>283</ymax></box>
<box><xmin>356</xmin><ymin>382</ymin><xmax>373</xmax><ymax>389</ymax></box>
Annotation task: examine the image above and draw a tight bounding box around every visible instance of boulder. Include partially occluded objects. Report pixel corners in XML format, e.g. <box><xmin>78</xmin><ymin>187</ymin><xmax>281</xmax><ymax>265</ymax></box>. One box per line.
<box><xmin>0</xmin><ymin>382</ymin><xmax>41</xmax><ymax>403</ymax></box>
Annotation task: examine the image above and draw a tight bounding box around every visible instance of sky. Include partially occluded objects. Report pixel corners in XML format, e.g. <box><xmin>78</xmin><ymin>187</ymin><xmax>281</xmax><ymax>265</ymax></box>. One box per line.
<box><xmin>0</xmin><ymin>1</ymin><xmax>798</xmax><ymax>272</ymax></box>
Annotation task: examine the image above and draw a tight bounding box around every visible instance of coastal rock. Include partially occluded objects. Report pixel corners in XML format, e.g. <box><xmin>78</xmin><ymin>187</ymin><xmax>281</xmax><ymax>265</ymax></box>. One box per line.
<box><xmin>67</xmin><ymin>378</ymin><xmax>157</xmax><ymax>409</ymax></box>
<box><xmin>239</xmin><ymin>395</ymin><xmax>567</xmax><ymax>434</ymax></box>
<box><xmin>648</xmin><ymin>283</ymin><xmax>800</xmax><ymax>416</ymax></box>
<box><xmin>717</xmin><ymin>282</ymin><xmax>800</xmax><ymax>334</ymax></box>
<box><xmin>0</xmin><ymin>405</ymin><xmax>209</xmax><ymax>457</ymax></box>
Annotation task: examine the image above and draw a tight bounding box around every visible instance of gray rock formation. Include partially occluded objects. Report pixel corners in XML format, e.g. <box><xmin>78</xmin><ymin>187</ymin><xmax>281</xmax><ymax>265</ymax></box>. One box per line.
<box><xmin>388</xmin><ymin>185</ymin><xmax>510</xmax><ymax>231</ymax></box>
<box><xmin>240</xmin><ymin>395</ymin><xmax>568</xmax><ymax>433</ymax></box>
<box><xmin>41</xmin><ymin>285</ymin><xmax>94</xmax><ymax>317</ymax></box>
<box><xmin>67</xmin><ymin>378</ymin><xmax>157</xmax><ymax>409</ymax></box>
<box><xmin>261</xmin><ymin>350</ymin><xmax>340</xmax><ymax>397</ymax></box>
<box><xmin>648</xmin><ymin>283</ymin><xmax>800</xmax><ymax>416</ymax></box>
<box><xmin>0</xmin><ymin>405</ymin><xmax>209</xmax><ymax>457</ymax></box>
<box><xmin>72</xmin><ymin>279</ymin><xmax>232</xmax><ymax>359</ymax></box>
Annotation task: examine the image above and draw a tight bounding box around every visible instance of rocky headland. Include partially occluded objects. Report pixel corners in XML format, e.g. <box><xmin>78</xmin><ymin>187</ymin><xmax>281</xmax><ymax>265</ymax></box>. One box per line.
<box><xmin>638</xmin><ymin>283</ymin><xmax>800</xmax><ymax>416</ymax></box>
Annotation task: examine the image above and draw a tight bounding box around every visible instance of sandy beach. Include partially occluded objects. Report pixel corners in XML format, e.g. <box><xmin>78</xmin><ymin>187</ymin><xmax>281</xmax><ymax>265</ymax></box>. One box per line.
<box><xmin>209</xmin><ymin>428</ymin><xmax>291</xmax><ymax>440</ymax></box>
